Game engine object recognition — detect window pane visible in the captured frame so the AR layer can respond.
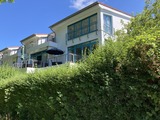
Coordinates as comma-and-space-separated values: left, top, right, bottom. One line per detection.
41, 38, 47, 44
91, 43, 98, 52
75, 22, 81, 37
38, 38, 47, 45
90, 14, 97, 32
67, 14, 97, 40
68, 25, 74, 32
83, 46, 90, 56
103, 15, 112, 35
68, 47, 74, 62
75, 47, 82, 61
68, 25, 74, 40
82, 18, 89, 35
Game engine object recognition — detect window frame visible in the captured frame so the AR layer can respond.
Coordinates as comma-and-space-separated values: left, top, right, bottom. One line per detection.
103, 14, 113, 35
68, 40, 99, 62
67, 14, 97, 40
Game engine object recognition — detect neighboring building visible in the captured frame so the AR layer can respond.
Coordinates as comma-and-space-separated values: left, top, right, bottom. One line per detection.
0, 2, 132, 68
0, 53, 3, 65
0, 47, 22, 67
20, 34, 57, 67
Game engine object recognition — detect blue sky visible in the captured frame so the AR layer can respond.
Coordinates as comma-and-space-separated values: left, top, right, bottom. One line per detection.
0, 0, 145, 50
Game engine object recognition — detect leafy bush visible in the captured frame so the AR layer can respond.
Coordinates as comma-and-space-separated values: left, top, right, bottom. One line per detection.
0, 37, 159, 120
0, 0, 159, 119
0, 65, 21, 80
0, 65, 26, 119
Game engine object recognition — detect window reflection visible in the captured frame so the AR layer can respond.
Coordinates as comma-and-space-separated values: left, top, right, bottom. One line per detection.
68, 40, 98, 62
68, 14, 97, 40
103, 15, 112, 35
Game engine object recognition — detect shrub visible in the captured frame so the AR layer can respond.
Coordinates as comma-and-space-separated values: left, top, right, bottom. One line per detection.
0, 0, 159, 119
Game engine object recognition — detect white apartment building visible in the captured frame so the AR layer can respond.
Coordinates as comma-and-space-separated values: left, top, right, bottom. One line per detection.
0, 2, 131, 68
20, 34, 57, 67
0, 47, 22, 67
48, 2, 131, 64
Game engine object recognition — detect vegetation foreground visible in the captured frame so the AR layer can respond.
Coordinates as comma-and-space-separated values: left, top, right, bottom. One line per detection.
0, 0, 160, 120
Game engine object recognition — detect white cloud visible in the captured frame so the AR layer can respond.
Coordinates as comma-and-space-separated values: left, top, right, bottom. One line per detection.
70, 0, 97, 10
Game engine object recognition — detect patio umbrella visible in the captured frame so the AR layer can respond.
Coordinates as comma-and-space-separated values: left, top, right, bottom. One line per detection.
46, 48, 64, 55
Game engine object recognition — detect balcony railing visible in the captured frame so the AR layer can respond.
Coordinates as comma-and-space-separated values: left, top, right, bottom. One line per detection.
13, 53, 80, 68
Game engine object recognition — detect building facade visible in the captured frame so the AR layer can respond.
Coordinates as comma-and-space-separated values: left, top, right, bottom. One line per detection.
0, 47, 22, 67
0, 2, 131, 68
20, 34, 58, 67
49, 2, 131, 63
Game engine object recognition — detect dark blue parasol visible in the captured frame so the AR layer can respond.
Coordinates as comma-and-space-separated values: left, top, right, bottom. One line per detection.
46, 48, 64, 55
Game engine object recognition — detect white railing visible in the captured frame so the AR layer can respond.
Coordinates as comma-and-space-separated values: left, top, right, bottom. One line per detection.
48, 53, 80, 65
67, 53, 81, 63
13, 54, 81, 68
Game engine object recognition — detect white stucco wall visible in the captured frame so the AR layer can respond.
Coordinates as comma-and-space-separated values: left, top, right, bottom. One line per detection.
100, 4, 131, 41
51, 5, 100, 56
49, 3, 131, 63
101, 9, 130, 31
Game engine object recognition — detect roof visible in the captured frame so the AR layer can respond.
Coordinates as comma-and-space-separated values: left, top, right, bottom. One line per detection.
0, 46, 20, 52
20, 34, 48, 43
49, 1, 132, 28
99, 2, 132, 17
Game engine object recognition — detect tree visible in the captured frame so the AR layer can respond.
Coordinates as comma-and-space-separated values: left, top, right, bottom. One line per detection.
0, 0, 14, 3
114, 0, 160, 119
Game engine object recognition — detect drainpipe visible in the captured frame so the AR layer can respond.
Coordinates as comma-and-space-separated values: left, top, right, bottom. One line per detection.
21, 45, 25, 60
98, 10, 105, 45
20, 45, 25, 68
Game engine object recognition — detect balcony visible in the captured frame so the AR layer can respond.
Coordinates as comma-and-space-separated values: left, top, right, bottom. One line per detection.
13, 53, 79, 68
27, 41, 57, 54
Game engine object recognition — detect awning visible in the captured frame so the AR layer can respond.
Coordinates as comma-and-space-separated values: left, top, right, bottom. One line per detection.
46, 48, 64, 55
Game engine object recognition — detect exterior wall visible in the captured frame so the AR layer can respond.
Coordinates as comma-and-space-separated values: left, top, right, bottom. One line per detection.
99, 4, 131, 41
50, 3, 131, 63
50, 5, 101, 63
0, 2, 131, 68
21, 34, 59, 67
23, 35, 48, 55
0, 47, 21, 67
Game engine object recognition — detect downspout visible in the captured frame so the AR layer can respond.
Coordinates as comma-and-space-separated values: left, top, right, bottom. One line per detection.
21, 45, 25, 60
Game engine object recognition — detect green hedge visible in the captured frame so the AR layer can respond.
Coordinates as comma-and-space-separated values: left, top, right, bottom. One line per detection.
0, 39, 159, 120
0, 1, 159, 119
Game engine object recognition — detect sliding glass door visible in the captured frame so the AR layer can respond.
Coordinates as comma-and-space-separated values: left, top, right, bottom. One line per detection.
68, 40, 98, 62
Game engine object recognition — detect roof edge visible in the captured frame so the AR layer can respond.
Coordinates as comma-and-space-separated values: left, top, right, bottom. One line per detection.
49, 2, 99, 29
0, 46, 20, 52
49, 1, 132, 29
0, 48, 8, 52
20, 34, 48, 43
98, 2, 132, 17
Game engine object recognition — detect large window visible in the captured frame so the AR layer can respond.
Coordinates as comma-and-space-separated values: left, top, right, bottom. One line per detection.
68, 14, 97, 40
103, 14, 112, 35
68, 25, 74, 40
90, 15, 97, 32
38, 37, 47, 45
75, 21, 81, 37
68, 40, 98, 62
10, 50, 17, 55
81, 18, 89, 35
